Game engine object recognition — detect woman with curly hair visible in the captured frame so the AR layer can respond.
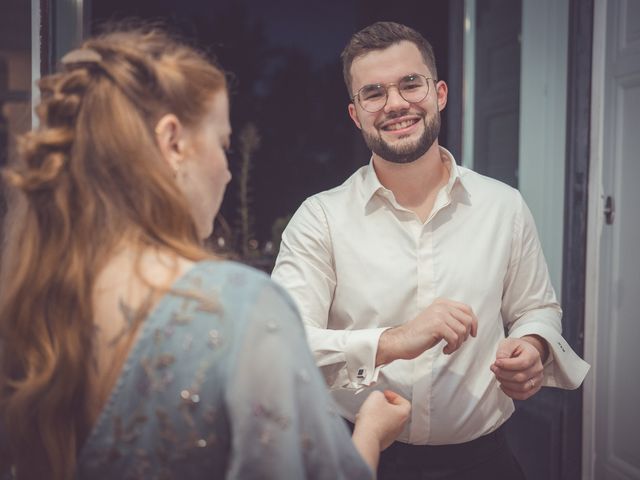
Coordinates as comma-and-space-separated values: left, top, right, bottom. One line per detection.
0, 26, 409, 480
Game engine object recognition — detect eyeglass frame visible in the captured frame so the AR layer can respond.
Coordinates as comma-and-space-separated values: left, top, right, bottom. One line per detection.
350, 73, 434, 113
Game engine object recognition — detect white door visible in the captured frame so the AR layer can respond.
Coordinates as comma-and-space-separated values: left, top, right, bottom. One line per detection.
584, 1, 640, 479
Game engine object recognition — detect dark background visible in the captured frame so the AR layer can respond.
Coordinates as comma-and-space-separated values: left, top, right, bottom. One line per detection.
90, 0, 451, 252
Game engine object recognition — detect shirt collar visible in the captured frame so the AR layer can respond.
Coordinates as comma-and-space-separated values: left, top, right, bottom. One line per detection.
361, 146, 468, 207
361, 157, 385, 205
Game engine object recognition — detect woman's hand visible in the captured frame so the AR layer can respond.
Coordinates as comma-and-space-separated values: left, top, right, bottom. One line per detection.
351, 390, 411, 472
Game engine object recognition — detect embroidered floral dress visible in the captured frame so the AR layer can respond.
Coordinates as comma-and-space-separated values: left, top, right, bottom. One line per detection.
2, 261, 372, 479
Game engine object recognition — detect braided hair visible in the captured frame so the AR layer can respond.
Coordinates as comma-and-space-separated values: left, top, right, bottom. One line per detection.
0, 26, 226, 480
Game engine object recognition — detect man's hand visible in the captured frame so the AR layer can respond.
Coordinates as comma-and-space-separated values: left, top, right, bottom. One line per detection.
376, 298, 478, 366
491, 336, 547, 400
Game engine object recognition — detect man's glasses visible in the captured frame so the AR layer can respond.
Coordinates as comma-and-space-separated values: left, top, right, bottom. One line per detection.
351, 74, 433, 113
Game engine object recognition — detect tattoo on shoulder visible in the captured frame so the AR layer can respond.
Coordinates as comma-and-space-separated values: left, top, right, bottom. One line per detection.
118, 298, 137, 329
108, 290, 154, 347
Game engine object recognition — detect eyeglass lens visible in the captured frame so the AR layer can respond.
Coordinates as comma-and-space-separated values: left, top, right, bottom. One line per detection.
358, 74, 430, 113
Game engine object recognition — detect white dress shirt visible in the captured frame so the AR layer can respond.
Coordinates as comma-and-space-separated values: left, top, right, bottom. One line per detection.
272, 147, 590, 445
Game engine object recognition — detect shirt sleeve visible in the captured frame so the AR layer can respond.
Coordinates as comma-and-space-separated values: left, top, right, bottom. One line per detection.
501, 191, 590, 389
224, 279, 373, 480
271, 197, 388, 389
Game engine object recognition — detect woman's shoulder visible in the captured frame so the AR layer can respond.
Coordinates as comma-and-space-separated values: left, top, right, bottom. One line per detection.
182, 260, 296, 311
163, 259, 298, 332
187, 259, 268, 284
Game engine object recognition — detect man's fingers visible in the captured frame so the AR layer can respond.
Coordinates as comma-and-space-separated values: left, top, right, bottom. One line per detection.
451, 302, 478, 337
447, 308, 477, 342
495, 339, 518, 360
494, 352, 537, 371
499, 384, 532, 401
408, 300, 478, 357
441, 310, 478, 354
441, 324, 463, 354
499, 381, 540, 401
434, 299, 478, 337
506, 374, 542, 391
448, 313, 470, 338
491, 366, 539, 382
435, 298, 474, 315
497, 377, 535, 392
470, 312, 478, 337
448, 308, 472, 329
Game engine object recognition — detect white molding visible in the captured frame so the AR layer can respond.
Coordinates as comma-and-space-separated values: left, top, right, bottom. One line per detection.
74, 0, 85, 41
462, 0, 476, 169
31, 0, 40, 129
56, 0, 85, 59
583, 0, 607, 479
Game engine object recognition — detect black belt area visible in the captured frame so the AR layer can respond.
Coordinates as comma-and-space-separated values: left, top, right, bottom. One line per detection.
345, 420, 509, 470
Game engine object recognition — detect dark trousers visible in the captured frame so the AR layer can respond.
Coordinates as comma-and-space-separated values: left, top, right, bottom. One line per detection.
345, 420, 527, 480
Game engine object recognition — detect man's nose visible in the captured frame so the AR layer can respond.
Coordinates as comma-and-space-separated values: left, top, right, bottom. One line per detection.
383, 86, 410, 113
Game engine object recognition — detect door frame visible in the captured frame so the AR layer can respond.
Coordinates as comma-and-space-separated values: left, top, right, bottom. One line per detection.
562, 0, 594, 478
582, 0, 602, 469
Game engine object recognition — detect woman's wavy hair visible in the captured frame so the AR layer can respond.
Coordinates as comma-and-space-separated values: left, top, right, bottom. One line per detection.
0, 25, 227, 480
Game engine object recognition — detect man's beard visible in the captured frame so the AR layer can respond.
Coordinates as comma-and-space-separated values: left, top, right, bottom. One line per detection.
362, 110, 441, 164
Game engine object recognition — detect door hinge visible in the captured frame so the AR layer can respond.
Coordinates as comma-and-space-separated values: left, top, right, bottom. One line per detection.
604, 195, 615, 225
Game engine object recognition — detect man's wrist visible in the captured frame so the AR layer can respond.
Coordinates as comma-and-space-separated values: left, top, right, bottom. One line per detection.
521, 334, 550, 363
376, 327, 400, 366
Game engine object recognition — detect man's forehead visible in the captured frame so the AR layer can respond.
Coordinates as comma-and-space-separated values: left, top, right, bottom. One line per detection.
350, 41, 430, 87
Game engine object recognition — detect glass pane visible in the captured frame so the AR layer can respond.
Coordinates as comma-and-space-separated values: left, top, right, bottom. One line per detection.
473, 0, 522, 188
0, 1, 33, 217
90, 0, 451, 271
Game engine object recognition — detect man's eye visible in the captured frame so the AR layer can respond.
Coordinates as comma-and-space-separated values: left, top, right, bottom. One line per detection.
400, 79, 425, 92
361, 87, 384, 100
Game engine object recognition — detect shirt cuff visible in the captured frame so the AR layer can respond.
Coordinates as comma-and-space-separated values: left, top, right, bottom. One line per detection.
510, 322, 590, 389
343, 327, 390, 388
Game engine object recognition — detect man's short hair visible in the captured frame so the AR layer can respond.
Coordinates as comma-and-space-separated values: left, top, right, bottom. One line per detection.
340, 21, 438, 97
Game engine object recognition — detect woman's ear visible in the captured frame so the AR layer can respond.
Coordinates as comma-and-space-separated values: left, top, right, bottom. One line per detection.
155, 114, 186, 173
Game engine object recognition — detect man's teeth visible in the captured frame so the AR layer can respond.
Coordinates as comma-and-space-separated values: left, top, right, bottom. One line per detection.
385, 119, 417, 131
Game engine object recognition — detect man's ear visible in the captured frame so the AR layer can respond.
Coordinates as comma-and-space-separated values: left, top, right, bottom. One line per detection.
436, 80, 448, 112
155, 114, 186, 173
348, 103, 362, 130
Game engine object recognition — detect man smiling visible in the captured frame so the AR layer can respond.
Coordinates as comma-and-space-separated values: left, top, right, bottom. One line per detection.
272, 22, 589, 479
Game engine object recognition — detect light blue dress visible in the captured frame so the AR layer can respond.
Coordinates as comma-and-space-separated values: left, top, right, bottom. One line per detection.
2, 261, 372, 479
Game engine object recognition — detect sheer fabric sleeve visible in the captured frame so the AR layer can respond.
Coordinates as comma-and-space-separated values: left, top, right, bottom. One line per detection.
223, 278, 373, 479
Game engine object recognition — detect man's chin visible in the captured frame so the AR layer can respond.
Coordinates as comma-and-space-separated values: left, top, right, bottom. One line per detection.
383, 139, 423, 156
